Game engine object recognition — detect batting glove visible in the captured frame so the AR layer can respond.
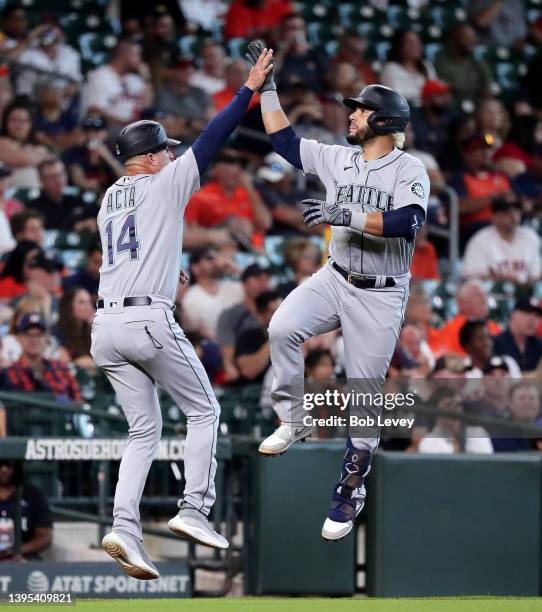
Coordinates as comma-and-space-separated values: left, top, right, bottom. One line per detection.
245, 39, 276, 93
302, 199, 352, 228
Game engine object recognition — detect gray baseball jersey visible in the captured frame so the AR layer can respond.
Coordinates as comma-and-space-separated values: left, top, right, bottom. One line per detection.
300, 141, 430, 279
91, 147, 222, 541
97, 148, 200, 303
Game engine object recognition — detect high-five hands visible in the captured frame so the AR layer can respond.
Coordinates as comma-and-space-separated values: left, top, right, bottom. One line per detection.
245, 40, 276, 93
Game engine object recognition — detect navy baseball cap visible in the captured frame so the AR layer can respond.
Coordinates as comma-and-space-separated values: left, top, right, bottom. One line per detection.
16, 313, 47, 333
27, 253, 63, 273
513, 298, 542, 315
241, 263, 270, 282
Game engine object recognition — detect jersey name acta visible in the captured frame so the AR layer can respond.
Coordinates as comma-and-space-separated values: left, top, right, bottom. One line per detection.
106, 185, 137, 214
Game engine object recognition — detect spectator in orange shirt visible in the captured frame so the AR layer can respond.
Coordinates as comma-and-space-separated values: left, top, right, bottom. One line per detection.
411, 224, 440, 281
212, 59, 260, 113
185, 151, 271, 251
448, 133, 512, 248
439, 280, 501, 357
224, 0, 294, 40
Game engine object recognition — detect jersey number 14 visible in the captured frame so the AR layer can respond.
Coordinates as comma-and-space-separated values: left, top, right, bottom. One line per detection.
105, 214, 140, 265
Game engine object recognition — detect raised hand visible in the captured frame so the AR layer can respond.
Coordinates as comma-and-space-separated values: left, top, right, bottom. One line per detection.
245, 40, 276, 93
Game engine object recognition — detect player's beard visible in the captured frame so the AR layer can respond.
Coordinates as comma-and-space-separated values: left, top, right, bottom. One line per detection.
346, 124, 378, 146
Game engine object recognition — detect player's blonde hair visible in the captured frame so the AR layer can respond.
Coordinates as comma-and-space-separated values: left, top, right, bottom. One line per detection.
392, 132, 406, 149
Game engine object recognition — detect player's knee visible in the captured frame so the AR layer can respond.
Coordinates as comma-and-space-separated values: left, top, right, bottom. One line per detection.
268, 317, 304, 347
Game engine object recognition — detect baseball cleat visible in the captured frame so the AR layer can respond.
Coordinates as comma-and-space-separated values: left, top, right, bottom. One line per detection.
321, 487, 366, 541
102, 530, 159, 580
168, 506, 229, 549
258, 423, 313, 456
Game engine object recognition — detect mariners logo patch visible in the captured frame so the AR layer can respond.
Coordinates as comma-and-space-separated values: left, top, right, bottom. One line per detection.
411, 182, 425, 199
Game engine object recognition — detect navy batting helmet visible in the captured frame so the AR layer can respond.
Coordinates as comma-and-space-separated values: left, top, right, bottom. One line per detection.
343, 85, 410, 135
115, 120, 181, 160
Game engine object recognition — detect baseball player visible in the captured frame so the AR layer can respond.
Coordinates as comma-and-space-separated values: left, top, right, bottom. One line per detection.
246, 41, 429, 541
92, 47, 273, 579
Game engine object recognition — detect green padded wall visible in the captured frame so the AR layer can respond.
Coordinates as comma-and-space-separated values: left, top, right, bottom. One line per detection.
246, 441, 356, 595
366, 452, 542, 597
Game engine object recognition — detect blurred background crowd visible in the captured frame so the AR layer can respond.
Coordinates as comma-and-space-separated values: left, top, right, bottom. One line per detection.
0, 0, 538, 458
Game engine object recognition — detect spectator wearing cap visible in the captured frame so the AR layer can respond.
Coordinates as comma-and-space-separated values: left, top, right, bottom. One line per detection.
28, 159, 99, 233
493, 299, 542, 372
434, 24, 493, 104
512, 144, 542, 211
469, 0, 526, 47
62, 243, 101, 301
33, 82, 79, 153
224, 0, 294, 40
274, 14, 329, 94
0, 101, 51, 189
216, 263, 270, 382
463, 196, 541, 284
188, 41, 226, 96
63, 116, 123, 193
9, 210, 44, 247
465, 356, 513, 423
332, 31, 377, 87
460, 319, 521, 378
155, 57, 213, 141
81, 40, 152, 126
234, 290, 282, 384
448, 133, 513, 246
492, 382, 540, 452
4, 312, 81, 401
14, 24, 82, 98
0, 458, 53, 561
185, 151, 271, 251
380, 29, 437, 107
0, 241, 41, 300
410, 79, 453, 162
439, 281, 502, 357
0, 297, 67, 366
213, 60, 260, 113
255, 152, 312, 236
181, 247, 243, 340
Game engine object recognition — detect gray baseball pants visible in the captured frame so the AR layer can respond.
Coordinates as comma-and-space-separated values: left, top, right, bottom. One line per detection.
268, 263, 409, 452
90, 301, 220, 541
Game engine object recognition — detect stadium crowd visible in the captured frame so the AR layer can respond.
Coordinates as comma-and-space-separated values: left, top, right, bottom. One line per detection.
0, 0, 537, 468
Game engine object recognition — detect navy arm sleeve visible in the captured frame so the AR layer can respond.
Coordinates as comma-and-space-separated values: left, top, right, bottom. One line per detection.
269, 125, 302, 169
381, 205, 425, 242
191, 85, 254, 174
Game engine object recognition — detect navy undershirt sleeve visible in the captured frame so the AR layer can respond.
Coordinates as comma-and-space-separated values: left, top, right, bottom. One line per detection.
191, 85, 254, 174
381, 205, 425, 241
269, 125, 302, 169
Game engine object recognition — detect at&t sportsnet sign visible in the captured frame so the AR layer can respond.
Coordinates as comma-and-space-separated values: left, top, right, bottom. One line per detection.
0, 561, 190, 598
